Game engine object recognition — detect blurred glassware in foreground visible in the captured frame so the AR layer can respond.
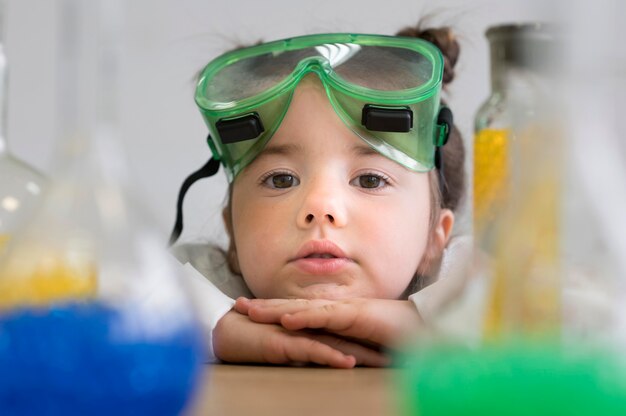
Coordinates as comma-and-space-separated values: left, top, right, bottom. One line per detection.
0, 1, 206, 414
0, 0, 46, 251
559, 0, 626, 349
398, 18, 626, 415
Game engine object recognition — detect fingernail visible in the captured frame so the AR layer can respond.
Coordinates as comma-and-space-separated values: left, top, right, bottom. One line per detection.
346, 355, 357, 368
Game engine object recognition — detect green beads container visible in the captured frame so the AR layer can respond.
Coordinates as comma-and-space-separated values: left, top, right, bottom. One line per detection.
397, 337, 626, 416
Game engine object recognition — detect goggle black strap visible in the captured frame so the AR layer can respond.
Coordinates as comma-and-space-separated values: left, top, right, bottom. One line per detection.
168, 141, 221, 246
435, 106, 453, 197
435, 147, 447, 195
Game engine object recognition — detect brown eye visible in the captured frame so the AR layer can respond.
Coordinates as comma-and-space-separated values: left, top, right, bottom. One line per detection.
350, 172, 390, 190
358, 175, 382, 188
266, 173, 300, 189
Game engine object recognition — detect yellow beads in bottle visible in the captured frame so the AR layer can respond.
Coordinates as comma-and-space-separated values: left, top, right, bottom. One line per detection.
478, 125, 562, 338
0, 251, 97, 309
473, 128, 509, 236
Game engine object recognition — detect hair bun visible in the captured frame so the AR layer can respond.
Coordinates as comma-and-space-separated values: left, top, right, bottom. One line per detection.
395, 25, 460, 86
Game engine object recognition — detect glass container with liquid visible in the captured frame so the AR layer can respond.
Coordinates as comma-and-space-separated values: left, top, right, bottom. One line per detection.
0, 2, 206, 414
473, 23, 561, 337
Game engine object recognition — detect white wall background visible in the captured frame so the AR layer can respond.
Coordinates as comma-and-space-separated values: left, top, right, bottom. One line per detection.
3, 0, 555, 247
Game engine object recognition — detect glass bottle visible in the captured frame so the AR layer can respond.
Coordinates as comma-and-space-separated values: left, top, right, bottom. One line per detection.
0, 1, 206, 414
473, 23, 561, 337
0, 0, 46, 250
474, 23, 554, 240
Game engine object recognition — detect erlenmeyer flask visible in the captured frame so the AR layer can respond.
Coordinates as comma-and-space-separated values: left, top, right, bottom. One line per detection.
0, 0, 46, 250
0, 1, 206, 414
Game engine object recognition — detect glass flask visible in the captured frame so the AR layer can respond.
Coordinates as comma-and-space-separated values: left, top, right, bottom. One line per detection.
0, 1, 206, 414
473, 23, 561, 337
558, 0, 626, 394
0, 0, 46, 251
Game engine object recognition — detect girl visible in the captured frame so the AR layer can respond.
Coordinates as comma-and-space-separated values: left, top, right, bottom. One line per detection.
171, 24, 470, 368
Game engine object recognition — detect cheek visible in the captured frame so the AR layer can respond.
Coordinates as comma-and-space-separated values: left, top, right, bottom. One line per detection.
364, 189, 432, 297
373, 190, 431, 252
231, 199, 274, 262
230, 188, 287, 295
383, 212, 429, 273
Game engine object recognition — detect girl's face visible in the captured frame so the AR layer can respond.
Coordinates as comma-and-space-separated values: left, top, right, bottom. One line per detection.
230, 77, 452, 300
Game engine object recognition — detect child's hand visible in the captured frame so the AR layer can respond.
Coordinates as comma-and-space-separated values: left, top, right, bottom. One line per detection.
212, 310, 390, 368
234, 297, 423, 350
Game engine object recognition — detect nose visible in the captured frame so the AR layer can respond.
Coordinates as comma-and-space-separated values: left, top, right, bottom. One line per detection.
296, 176, 347, 229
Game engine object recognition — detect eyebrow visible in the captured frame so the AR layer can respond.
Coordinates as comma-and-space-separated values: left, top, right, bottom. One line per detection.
351, 143, 381, 157
255, 143, 304, 160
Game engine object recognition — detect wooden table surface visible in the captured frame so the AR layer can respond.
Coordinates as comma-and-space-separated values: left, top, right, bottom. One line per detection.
188, 364, 404, 416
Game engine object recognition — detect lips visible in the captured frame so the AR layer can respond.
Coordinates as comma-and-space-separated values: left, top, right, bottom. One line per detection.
291, 240, 352, 275
294, 240, 348, 260
305, 253, 337, 259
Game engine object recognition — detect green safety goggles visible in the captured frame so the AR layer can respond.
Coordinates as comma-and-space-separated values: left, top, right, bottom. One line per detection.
170, 33, 453, 245
195, 33, 452, 181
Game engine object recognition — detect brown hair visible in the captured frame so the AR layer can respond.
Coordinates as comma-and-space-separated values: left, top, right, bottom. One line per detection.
221, 24, 466, 287
397, 24, 466, 293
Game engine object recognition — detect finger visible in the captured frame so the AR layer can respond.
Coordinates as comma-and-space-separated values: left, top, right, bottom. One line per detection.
235, 298, 314, 317
246, 298, 301, 308
282, 304, 390, 346
233, 297, 252, 314
247, 299, 333, 324
314, 334, 391, 367
247, 298, 333, 309
280, 303, 362, 333
265, 333, 356, 369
